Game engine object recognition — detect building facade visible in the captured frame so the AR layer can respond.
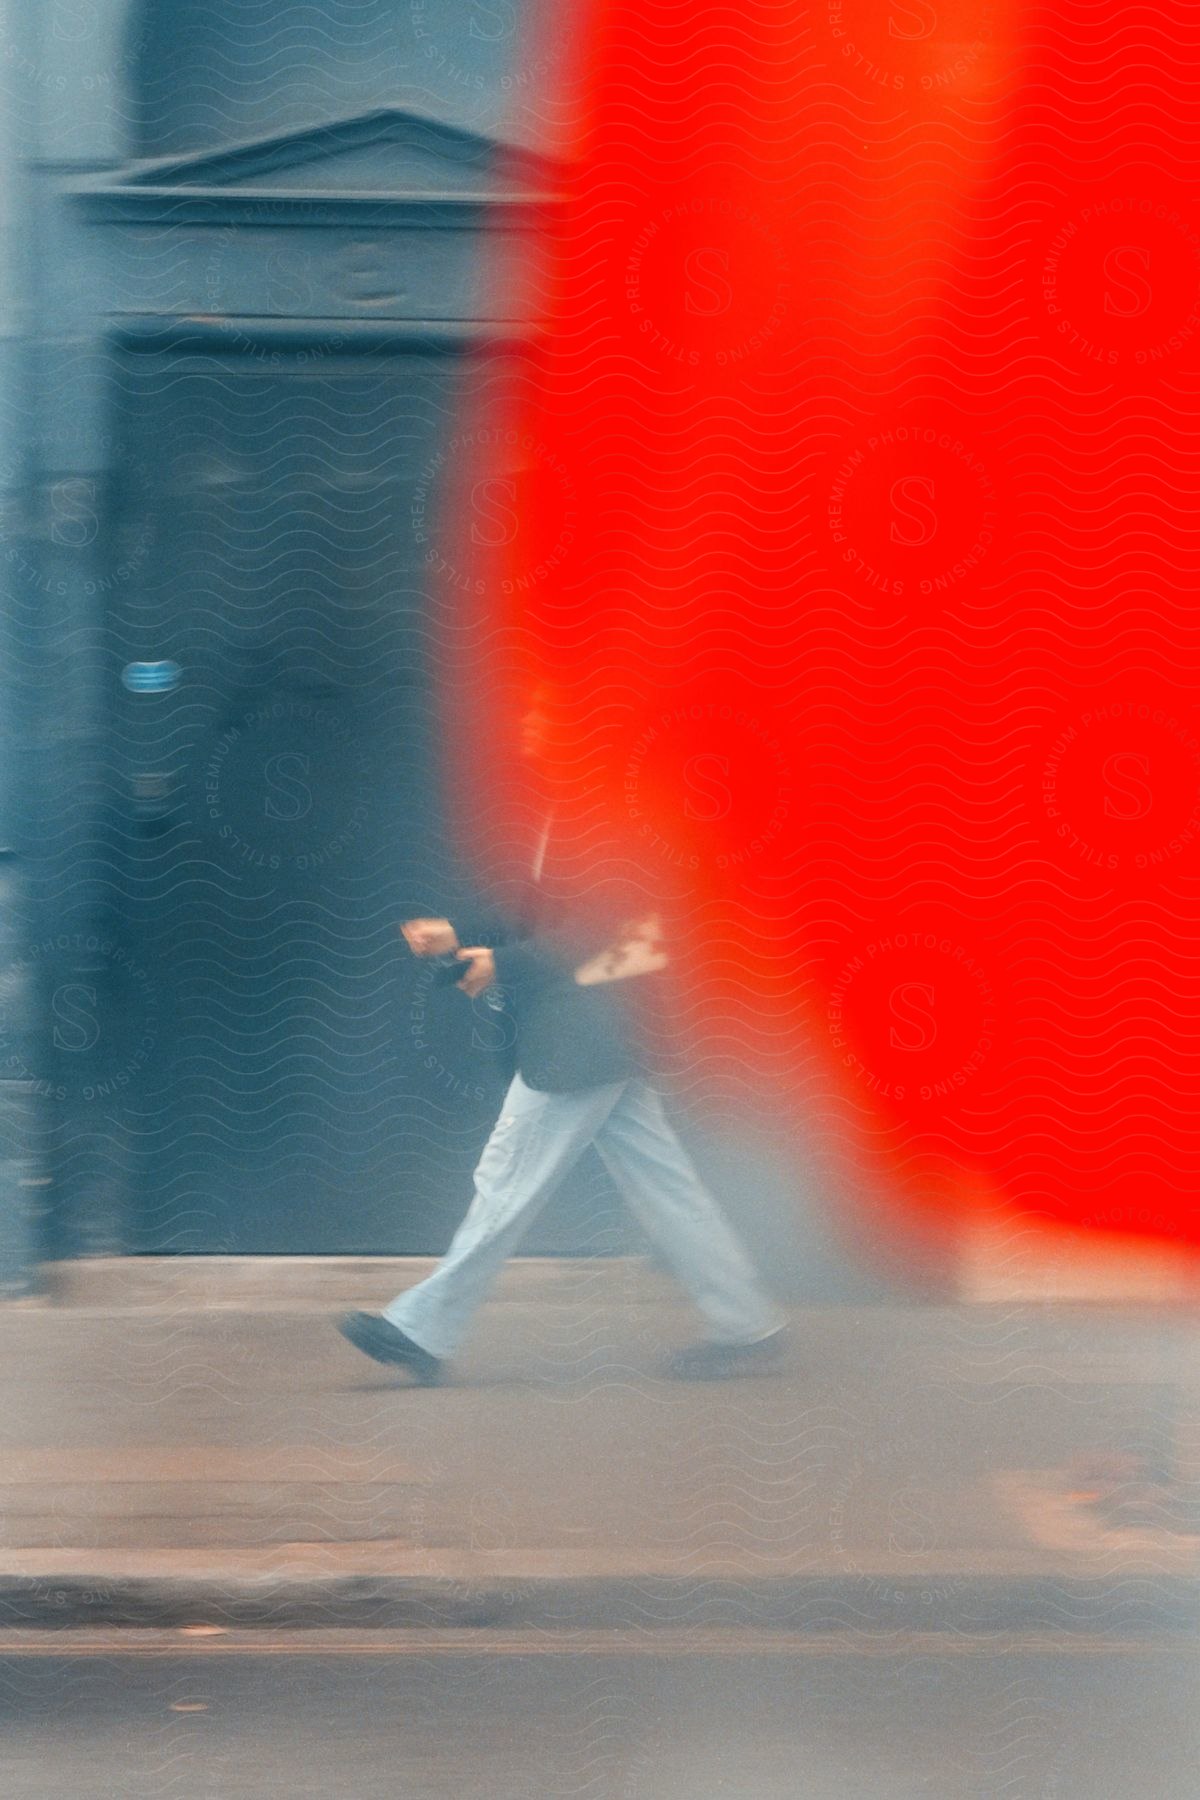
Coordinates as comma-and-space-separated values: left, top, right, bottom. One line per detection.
0, 0, 636, 1277
0, 1, 903, 1305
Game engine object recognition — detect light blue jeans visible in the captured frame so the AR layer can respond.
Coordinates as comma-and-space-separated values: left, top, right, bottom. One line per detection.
383, 1074, 786, 1359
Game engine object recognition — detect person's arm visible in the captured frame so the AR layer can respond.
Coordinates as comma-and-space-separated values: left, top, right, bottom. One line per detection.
446, 881, 604, 972
400, 899, 521, 958
398, 903, 542, 1003
439, 865, 659, 992
454, 923, 599, 1000
491, 905, 638, 991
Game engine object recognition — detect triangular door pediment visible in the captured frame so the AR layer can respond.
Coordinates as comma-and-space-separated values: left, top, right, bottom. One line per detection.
74, 106, 564, 219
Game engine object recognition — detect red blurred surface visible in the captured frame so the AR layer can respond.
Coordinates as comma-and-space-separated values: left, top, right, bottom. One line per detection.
440, 0, 1200, 1266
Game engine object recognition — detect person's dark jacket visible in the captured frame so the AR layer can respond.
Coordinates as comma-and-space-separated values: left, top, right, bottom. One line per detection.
447, 839, 663, 1094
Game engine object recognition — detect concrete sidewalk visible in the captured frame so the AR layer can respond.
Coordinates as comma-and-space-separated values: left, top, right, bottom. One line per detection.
1, 1265, 1197, 1632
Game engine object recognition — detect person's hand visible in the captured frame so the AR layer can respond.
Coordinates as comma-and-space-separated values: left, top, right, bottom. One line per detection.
454, 947, 496, 997
400, 917, 459, 957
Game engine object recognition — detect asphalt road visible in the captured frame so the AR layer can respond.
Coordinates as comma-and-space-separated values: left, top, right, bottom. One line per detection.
0, 1633, 1195, 1798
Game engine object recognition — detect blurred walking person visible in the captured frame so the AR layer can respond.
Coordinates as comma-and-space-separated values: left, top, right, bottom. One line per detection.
338, 690, 787, 1384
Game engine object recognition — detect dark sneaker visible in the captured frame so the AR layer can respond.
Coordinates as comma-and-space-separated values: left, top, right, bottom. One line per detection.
337, 1311, 443, 1385
665, 1327, 789, 1381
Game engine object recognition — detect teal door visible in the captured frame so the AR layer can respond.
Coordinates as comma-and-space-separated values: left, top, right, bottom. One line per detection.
99, 335, 622, 1253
